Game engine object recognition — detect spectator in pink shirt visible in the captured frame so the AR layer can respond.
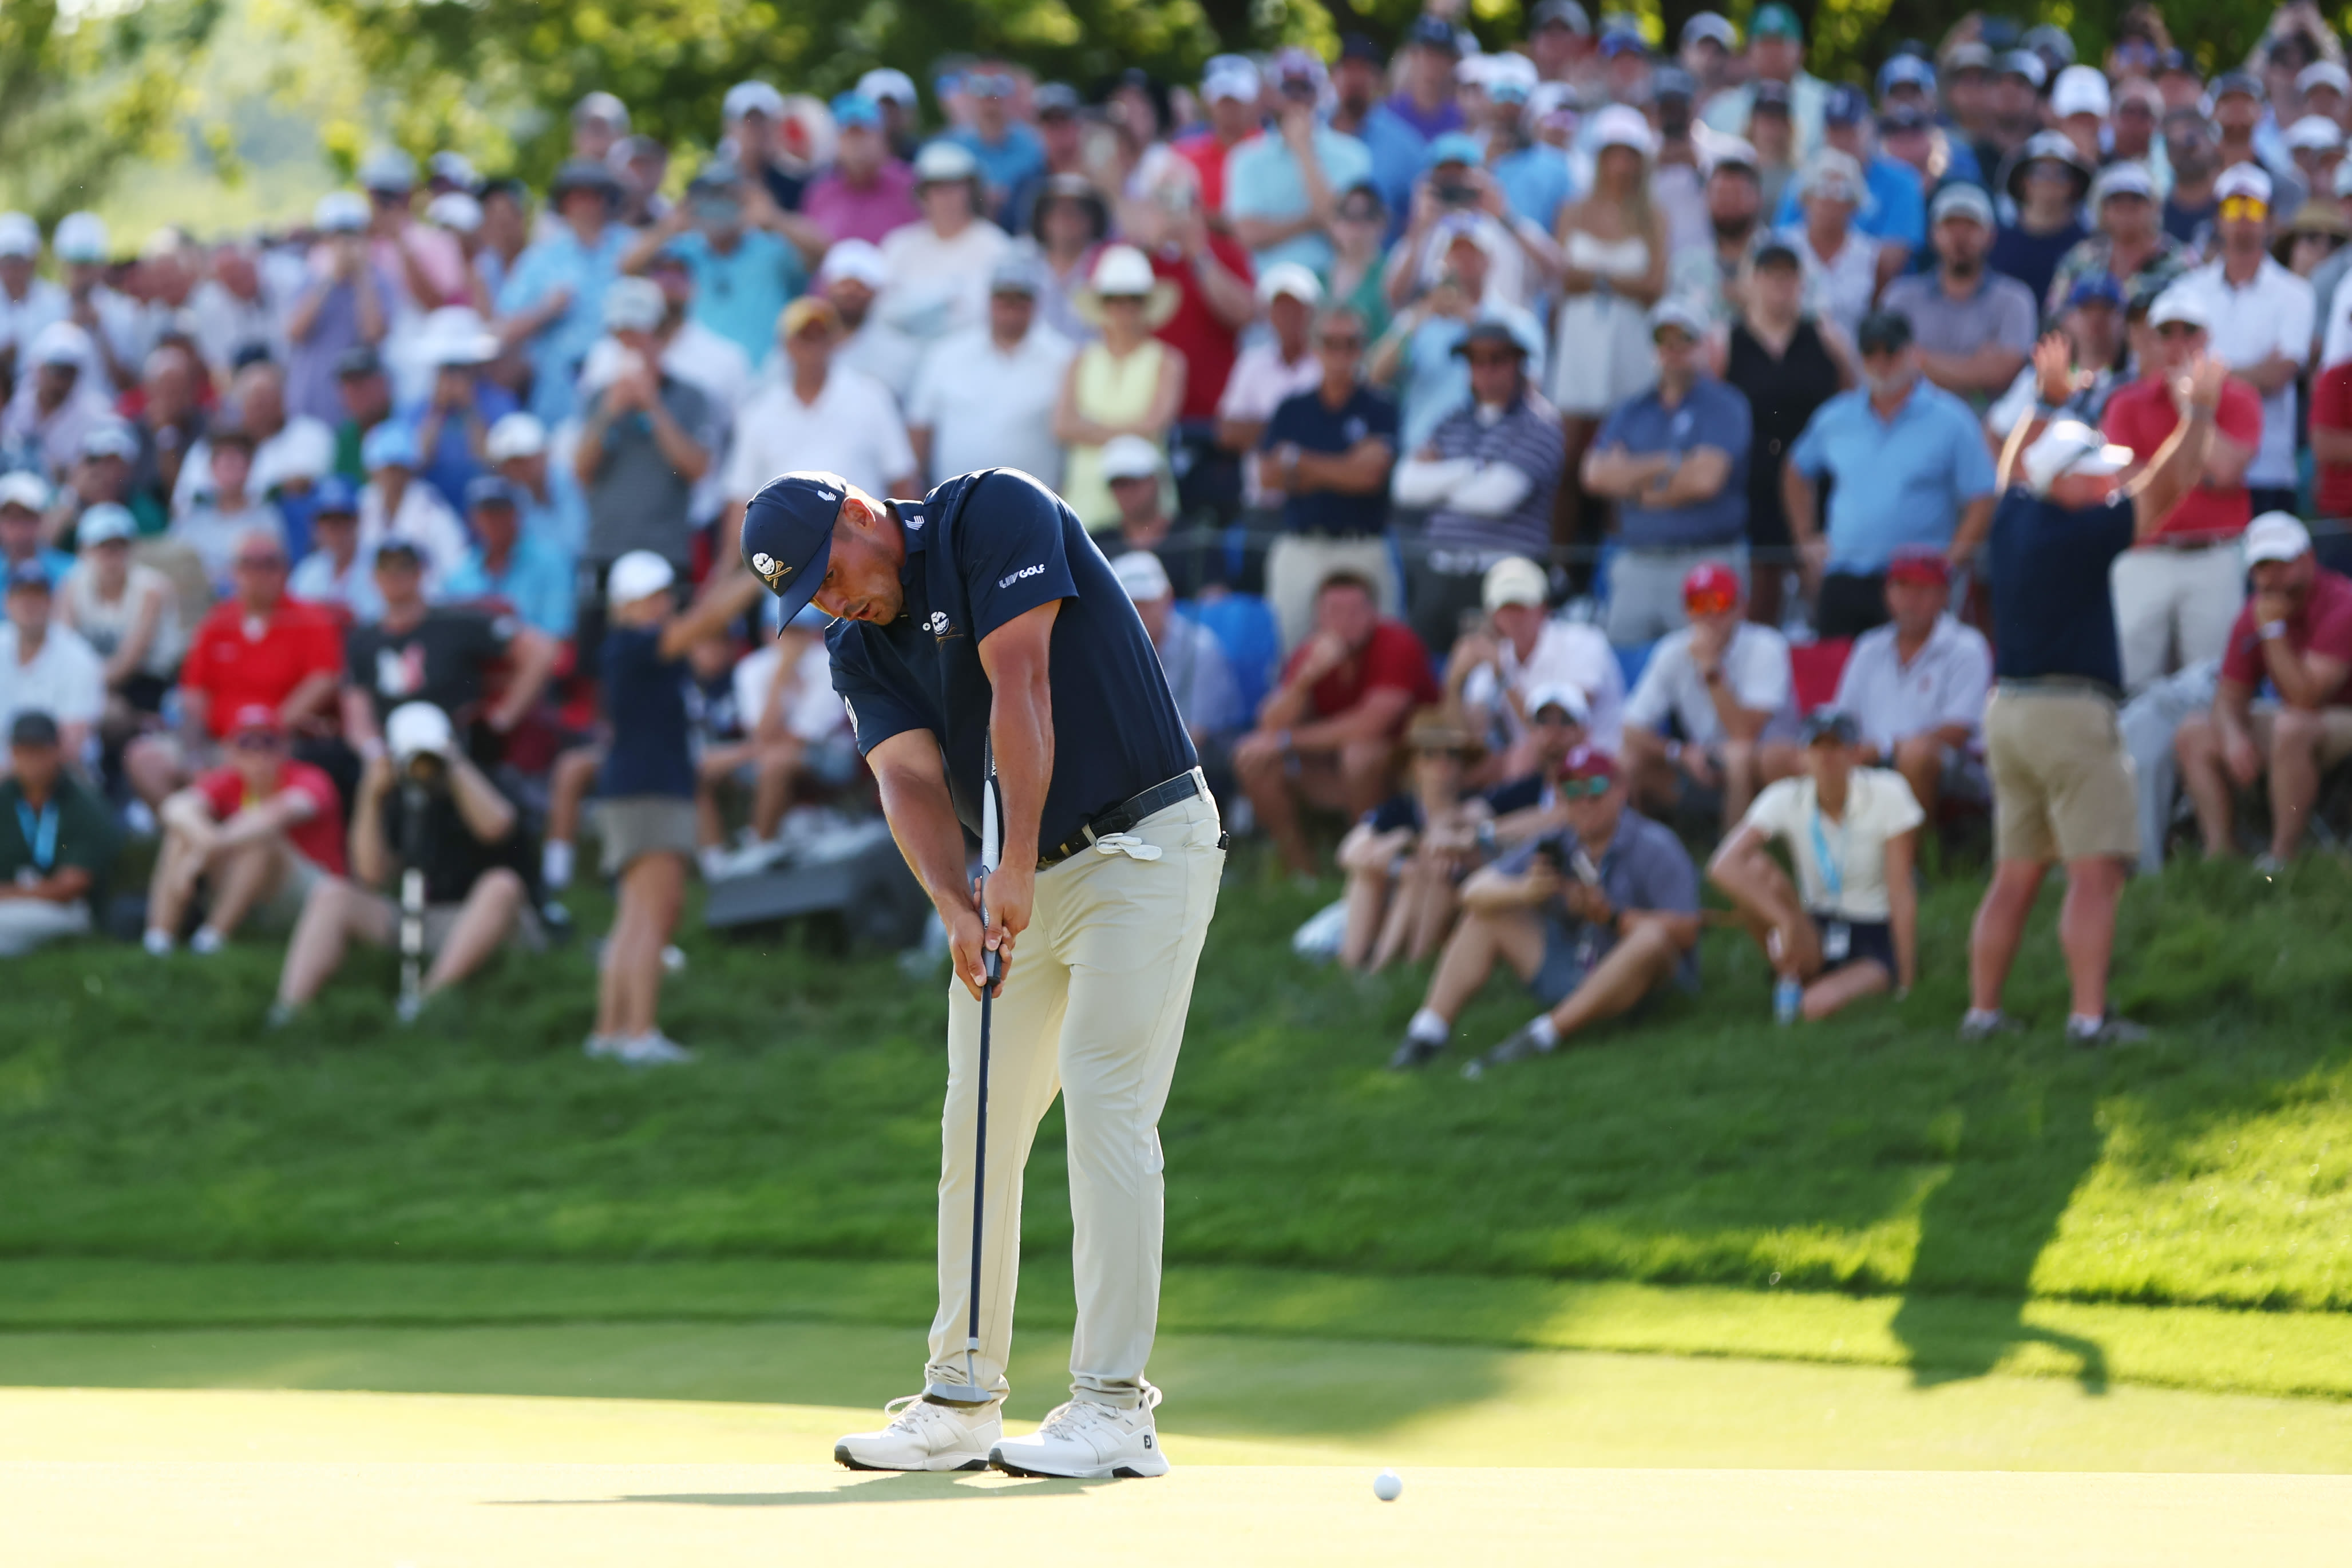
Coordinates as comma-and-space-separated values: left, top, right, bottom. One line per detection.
802, 93, 920, 246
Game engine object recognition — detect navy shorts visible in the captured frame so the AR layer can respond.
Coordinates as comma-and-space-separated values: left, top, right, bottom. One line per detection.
1811, 913, 1895, 977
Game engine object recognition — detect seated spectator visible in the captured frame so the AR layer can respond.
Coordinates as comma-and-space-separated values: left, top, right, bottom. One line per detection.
1218, 265, 1328, 512
1226, 49, 1372, 276
1257, 303, 1400, 647
1829, 550, 1993, 821
1621, 563, 1801, 830
1448, 555, 1624, 771
2096, 290, 2262, 692
144, 704, 345, 955
286, 478, 383, 623
0, 561, 101, 770
803, 93, 920, 248
0, 472, 70, 585
588, 552, 768, 1064
172, 427, 284, 591
1389, 746, 1699, 1072
1055, 244, 1187, 532
2313, 346, 2352, 521
1582, 299, 1753, 646
1787, 310, 1997, 639
906, 256, 1074, 490
355, 419, 467, 588
56, 504, 181, 753
1095, 436, 1218, 601
1234, 569, 1440, 876
270, 701, 535, 1022
1337, 707, 1490, 972
1391, 316, 1566, 654
124, 528, 343, 811
485, 413, 587, 559
879, 141, 1012, 346
3, 323, 113, 482
705, 604, 862, 877
443, 476, 576, 639
2175, 514, 2352, 869
1779, 150, 1882, 339
0, 711, 114, 956
340, 538, 559, 757
1881, 183, 2037, 406
1482, 683, 1594, 841
1708, 708, 1922, 1022
1113, 551, 1244, 791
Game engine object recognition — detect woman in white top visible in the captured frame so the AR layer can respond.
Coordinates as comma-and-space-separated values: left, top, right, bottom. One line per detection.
57, 503, 180, 733
1708, 708, 1923, 1021
1550, 105, 1668, 424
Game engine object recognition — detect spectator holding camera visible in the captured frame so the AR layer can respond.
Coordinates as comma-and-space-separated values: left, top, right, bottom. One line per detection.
1391, 746, 1699, 1072
1621, 563, 1800, 831
575, 278, 715, 640
143, 704, 345, 956
1828, 549, 1993, 822
287, 193, 392, 427
341, 537, 559, 758
626, 159, 813, 369
1227, 49, 1374, 276
1448, 556, 1622, 773
1709, 709, 1922, 1024
0, 711, 114, 957
269, 700, 536, 1023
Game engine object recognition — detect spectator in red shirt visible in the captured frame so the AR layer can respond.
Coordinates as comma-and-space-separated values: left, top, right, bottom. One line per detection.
1175, 55, 1266, 217
2309, 357, 2352, 519
2099, 288, 2263, 691
142, 704, 345, 954
1125, 159, 1255, 512
124, 527, 345, 811
1235, 568, 1441, 874
2174, 513, 2352, 868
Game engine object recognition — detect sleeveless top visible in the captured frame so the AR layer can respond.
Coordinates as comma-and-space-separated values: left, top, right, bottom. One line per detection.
1727, 317, 1842, 540
1563, 230, 1651, 279
1062, 338, 1173, 530
60, 560, 182, 677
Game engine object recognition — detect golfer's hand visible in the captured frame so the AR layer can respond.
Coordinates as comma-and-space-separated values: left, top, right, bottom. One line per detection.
944, 904, 1003, 1001
981, 863, 1034, 968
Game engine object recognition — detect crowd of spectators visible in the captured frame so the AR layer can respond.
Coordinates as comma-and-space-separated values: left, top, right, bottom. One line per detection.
3, 5, 2352, 1070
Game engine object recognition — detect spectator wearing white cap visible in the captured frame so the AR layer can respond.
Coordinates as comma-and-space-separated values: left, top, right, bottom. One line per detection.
357, 148, 472, 342
1383, 132, 1534, 318
58, 502, 181, 738
355, 420, 468, 588
484, 412, 586, 559
2044, 162, 2195, 323
1879, 183, 2037, 405
1776, 148, 1882, 339
1450, 553, 1624, 770
906, 255, 1072, 489
51, 212, 144, 395
2174, 163, 2314, 518
816, 238, 923, 401
1098, 435, 1221, 601
2284, 114, 2346, 209
2046, 64, 2111, 169
494, 157, 629, 426
1226, 50, 1375, 276
1114, 549, 1244, 772
878, 141, 1012, 345
398, 307, 516, 514
1176, 55, 1268, 216
2175, 513, 2352, 869
1055, 244, 1186, 530
0, 213, 65, 390
0, 472, 72, 587
1217, 264, 1328, 510
857, 67, 921, 157
1, 323, 113, 482
288, 192, 394, 427
723, 294, 916, 551
1582, 298, 1753, 644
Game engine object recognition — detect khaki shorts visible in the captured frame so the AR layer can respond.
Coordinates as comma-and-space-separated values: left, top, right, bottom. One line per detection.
1985, 687, 2138, 864
596, 795, 699, 876
2247, 703, 2352, 767
255, 849, 328, 932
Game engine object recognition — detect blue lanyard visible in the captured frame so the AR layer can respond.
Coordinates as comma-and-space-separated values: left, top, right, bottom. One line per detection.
1808, 798, 1846, 905
14, 797, 58, 872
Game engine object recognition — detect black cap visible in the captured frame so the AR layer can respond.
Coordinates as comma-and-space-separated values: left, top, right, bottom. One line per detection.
1035, 82, 1081, 116
335, 345, 384, 380
7, 710, 58, 748
372, 537, 424, 564
1405, 14, 1460, 53
1652, 66, 1697, 101
1752, 80, 1793, 113
741, 472, 850, 625
1752, 236, 1801, 268
1339, 31, 1383, 63
465, 474, 522, 512
1855, 310, 1914, 354
1801, 708, 1861, 746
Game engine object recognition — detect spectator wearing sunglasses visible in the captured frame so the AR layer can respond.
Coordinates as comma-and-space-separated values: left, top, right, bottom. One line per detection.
1620, 562, 1800, 831
2172, 165, 2314, 522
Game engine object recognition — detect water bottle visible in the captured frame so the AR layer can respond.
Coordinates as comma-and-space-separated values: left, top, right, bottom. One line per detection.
1773, 976, 1802, 1026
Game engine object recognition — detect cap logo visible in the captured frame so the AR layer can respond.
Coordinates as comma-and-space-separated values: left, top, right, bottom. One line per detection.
750, 551, 791, 588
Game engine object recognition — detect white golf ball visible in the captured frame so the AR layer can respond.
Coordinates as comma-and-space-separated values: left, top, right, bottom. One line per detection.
1373, 1468, 1403, 1502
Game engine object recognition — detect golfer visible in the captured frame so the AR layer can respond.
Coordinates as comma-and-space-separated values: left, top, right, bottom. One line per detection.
742, 469, 1225, 1480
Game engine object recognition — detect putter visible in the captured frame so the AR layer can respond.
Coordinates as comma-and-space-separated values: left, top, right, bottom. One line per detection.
925, 767, 1003, 1407
396, 779, 429, 1025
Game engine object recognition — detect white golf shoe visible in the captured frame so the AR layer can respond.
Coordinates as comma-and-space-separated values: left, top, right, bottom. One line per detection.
989, 1385, 1169, 1479
834, 1395, 1001, 1472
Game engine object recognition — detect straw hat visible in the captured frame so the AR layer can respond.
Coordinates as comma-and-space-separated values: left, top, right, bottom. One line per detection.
1075, 244, 1181, 329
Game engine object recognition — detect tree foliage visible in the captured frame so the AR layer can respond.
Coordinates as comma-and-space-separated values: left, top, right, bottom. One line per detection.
0, 0, 226, 225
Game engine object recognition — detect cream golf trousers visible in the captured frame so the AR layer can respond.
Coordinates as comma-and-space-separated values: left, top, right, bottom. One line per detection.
925, 786, 1225, 1409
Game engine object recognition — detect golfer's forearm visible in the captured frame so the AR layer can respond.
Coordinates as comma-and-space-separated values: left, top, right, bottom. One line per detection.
988, 680, 1053, 871
878, 775, 976, 915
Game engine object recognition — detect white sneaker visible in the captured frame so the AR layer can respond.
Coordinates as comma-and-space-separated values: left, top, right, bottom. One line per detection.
611, 1032, 695, 1066
990, 1385, 1169, 1479
834, 1395, 1001, 1472
189, 927, 225, 956
583, 1033, 623, 1060
141, 928, 173, 957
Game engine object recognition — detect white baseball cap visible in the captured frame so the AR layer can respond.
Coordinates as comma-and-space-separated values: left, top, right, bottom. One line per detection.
602, 275, 667, 332
2021, 419, 2136, 494
1202, 54, 1262, 104
2285, 114, 2346, 154
1255, 262, 1324, 307
0, 213, 38, 260
358, 148, 419, 192
417, 306, 500, 367
425, 191, 483, 234
816, 237, 889, 288
2300, 61, 2352, 98
912, 141, 981, 185
1099, 434, 1162, 483
2148, 286, 2211, 330
606, 549, 676, 608
1589, 103, 1658, 158
857, 68, 918, 106
723, 80, 787, 122
2216, 163, 2274, 204
1930, 181, 1997, 227
386, 700, 456, 762
76, 502, 137, 547
1482, 555, 1547, 610
485, 411, 548, 462
1111, 549, 1173, 603
1524, 682, 1592, 726
2244, 510, 2314, 564
314, 191, 370, 233
29, 320, 92, 368
52, 211, 108, 264
2050, 64, 2111, 120
0, 471, 51, 510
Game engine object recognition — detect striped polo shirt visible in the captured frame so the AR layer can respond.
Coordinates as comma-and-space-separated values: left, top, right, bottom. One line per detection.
1425, 394, 1567, 559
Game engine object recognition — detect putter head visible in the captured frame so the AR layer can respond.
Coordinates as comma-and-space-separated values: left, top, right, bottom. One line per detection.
922, 1379, 996, 1407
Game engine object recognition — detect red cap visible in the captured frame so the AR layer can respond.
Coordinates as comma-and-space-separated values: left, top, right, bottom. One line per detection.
1886, 549, 1951, 587
228, 703, 280, 736
1681, 561, 1741, 608
1559, 745, 1620, 785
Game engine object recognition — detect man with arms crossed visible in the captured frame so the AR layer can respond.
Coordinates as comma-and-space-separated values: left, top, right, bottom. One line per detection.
741, 468, 1223, 1480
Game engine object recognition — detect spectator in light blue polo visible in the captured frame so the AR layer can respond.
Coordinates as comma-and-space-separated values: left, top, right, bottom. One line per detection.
1876, 53, 1982, 187
442, 476, 576, 639
625, 156, 807, 369
1785, 309, 1997, 640
486, 412, 588, 560
1329, 33, 1431, 239
1701, 3, 1829, 161
1226, 47, 1373, 276
1368, 216, 1545, 454
942, 63, 1046, 221
1773, 85, 1925, 263
1482, 55, 1576, 235
495, 160, 630, 426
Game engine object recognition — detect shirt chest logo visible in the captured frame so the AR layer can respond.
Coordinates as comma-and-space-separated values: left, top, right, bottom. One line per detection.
925, 611, 952, 636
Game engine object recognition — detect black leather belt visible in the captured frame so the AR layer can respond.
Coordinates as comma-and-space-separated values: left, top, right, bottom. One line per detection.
1037, 769, 1219, 869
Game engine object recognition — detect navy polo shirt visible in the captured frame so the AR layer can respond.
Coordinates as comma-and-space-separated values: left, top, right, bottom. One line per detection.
1262, 384, 1399, 538
1593, 377, 1753, 549
1986, 485, 2134, 692
827, 469, 1198, 857
599, 626, 696, 799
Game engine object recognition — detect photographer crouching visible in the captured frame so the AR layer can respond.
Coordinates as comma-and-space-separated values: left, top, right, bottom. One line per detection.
268, 701, 538, 1024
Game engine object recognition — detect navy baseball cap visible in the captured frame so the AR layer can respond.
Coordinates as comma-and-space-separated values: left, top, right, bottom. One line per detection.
1824, 84, 1868, 125
5, 559, 52, 593
741, 471, 850, 624
466, 474, 522, 512
312, 475, 361, 515
2066, 272, 2125, 310
1405, 14, 1460, 52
